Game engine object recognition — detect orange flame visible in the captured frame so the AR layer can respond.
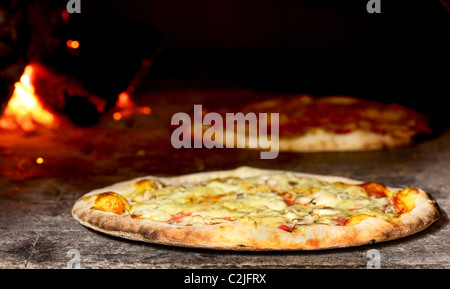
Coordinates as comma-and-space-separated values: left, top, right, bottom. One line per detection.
0, 65, 56, 131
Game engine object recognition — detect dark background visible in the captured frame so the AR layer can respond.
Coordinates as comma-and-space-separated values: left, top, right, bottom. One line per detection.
2, 0, 449, 125
111, 0, 449, 123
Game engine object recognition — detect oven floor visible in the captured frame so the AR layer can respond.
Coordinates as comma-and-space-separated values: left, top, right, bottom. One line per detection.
0, 89, 448, 269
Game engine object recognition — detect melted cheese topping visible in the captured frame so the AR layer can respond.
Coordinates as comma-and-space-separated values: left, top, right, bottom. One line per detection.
117, 173, 401, 231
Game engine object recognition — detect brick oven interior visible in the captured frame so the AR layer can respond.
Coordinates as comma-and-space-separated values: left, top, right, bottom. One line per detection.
0, 0, 449, 269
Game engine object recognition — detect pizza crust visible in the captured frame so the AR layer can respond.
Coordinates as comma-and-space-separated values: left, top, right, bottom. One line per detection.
215, 128, 412, 153
72, 167, 440, 250
277, 129, 412, 152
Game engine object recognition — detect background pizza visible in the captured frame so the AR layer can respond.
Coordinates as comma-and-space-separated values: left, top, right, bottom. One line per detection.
198, 95, 432, 152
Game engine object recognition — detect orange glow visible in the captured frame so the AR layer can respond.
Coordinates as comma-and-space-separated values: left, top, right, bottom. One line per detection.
66, 40, 80, 49
36, 157, 44, 165
136, 106, 152, 115
112, 92, 151, 121
61, 10, 70, 22
116, 92, 134, 109
0, 65, 56, 131
113, 112, 122, 121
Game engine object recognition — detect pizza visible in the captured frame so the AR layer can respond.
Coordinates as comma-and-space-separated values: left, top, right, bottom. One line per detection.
72, 167, 440, 250
198, 95, 432, 152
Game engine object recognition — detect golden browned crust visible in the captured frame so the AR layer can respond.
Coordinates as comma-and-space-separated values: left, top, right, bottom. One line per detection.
277, 129, 413, 152
72, 167, 440, 250
227, 128, 413, 153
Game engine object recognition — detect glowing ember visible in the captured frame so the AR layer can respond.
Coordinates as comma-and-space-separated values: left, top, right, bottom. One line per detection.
61, 10, 70, 23
112, 92, 151, 121
66, 40, 80, 50
36, 157, 44, 165
113, 112, 122, 121
137, 106, 152, 115
0, 65, 56, 131
116, 92, 134, 109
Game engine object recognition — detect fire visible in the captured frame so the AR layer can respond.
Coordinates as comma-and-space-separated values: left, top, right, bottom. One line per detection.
0, 65, 56, 131
0, 64, 152, 130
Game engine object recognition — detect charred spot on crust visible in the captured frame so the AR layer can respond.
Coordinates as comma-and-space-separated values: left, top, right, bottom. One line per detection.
137, 226, 159, 240
425, 192, 442, 215
147, 230, 160, 241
